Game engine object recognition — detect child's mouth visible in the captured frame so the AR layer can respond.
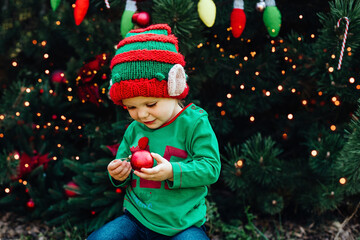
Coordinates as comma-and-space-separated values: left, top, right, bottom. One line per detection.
144, 120, 156, 125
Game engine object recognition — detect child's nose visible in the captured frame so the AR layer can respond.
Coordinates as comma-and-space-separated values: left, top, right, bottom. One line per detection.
138, 108, 149, 119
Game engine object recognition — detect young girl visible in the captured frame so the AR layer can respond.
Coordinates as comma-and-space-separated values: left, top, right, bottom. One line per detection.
88, 24, 221, 240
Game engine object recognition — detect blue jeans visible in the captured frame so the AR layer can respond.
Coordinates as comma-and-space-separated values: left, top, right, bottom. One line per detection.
87, 211, 209, 240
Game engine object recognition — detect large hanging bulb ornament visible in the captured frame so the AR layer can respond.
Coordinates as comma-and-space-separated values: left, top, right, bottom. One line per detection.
198, 0, 216, 27
121, 0, 137, 38
74, 0, 89, 25
256, 0, 266, 12
263, 0, 281, 37
230, 0, 246, 38
50, 0, 61, 11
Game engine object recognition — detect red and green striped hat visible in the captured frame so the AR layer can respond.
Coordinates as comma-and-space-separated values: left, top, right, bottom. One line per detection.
109, 24, 189, 105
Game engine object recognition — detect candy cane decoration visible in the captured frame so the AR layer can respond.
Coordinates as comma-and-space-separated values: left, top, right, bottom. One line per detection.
337, 17, 350, 70
104, 0, 110, 8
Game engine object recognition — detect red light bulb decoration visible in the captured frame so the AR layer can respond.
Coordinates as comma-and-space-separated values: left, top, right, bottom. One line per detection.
74, 0, 89, 25
231, 0, 246, 38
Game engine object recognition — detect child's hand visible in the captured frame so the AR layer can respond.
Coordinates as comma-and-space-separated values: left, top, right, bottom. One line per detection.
108, 159, 132, 182
133, 153, 174, 181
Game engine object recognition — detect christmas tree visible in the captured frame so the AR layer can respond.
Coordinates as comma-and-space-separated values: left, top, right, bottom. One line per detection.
1, 0, 360, 237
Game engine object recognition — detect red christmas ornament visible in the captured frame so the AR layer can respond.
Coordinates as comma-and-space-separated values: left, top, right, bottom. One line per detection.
51, 70, 66, 83
132, 11, 150, 27
74, 0, 89, 25
64, 181, 80, 197
130, 150, 154, 171
27, 199, 35, 209
231, 0, 246, 38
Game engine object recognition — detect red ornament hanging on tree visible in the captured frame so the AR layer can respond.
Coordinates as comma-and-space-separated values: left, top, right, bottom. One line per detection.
74, 0, 89, 25
27, 198, 35, 209
230, 0, 246, 38
64, 181, 80, 197
132, 11, 151, 27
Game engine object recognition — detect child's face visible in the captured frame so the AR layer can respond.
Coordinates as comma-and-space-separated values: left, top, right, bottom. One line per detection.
122, 97, 182, 129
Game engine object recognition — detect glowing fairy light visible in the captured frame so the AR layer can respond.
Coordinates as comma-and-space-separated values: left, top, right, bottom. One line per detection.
311, 150, 318, 157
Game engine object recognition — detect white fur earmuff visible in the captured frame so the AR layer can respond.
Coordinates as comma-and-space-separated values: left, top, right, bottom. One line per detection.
167, 64, 186, 96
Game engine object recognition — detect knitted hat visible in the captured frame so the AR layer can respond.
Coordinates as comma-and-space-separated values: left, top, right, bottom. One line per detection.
109, 24, 189, 105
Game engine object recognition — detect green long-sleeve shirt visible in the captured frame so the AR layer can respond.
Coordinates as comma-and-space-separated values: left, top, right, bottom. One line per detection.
110, 103, 221, 236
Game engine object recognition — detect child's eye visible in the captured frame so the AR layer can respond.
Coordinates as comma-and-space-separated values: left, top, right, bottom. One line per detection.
147, 102, 157, 108
127, 106, 135, 110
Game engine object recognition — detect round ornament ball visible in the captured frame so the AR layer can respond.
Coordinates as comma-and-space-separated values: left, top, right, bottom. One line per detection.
131, 150, 154, 171
256, 1, 266, 12
65, 181, 80, 197
27, 198, 35, 209
132, 11, 151, 27
51, 70, 66, 83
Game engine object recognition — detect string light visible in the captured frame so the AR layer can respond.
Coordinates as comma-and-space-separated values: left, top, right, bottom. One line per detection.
5, 188, 10, 193
216, 102, 223, 107
328, 67, 334, 73
311, 150, 318, 157
250, 116, 255, 122
24, 101, 30, 107
220, 110, 226, 116
236, 159, 244, 168
56, 21, 61, 25
287, 114, 294, 120
16, 112, 20, 116
227, 93, 232, 99
349, 77, 355, 83
299, 15, 303, 19
311, 34, 315, 38
277, 85, 283, 91
339, 177, 347, 185
330, 125, 336, 131
12, 61, 18, 67
240, 84, 245, 89
0, 114, 4, 120
282, 133, 288, 140
331, 54, 336, 59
